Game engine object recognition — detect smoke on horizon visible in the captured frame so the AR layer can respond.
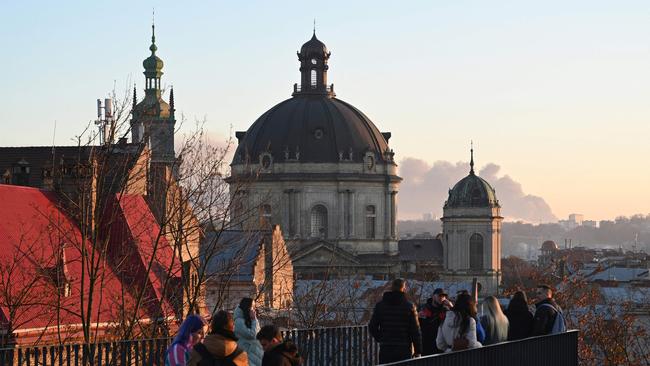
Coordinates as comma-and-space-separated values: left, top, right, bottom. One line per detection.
398, 158, 557, 223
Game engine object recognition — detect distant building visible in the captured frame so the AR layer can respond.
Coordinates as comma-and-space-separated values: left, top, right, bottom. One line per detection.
202, 226, 294, 312
439, 148, 503, 295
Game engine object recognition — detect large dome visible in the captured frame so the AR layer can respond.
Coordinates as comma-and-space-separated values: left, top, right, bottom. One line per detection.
445, 172, 499, 209
233, 95, 390, 164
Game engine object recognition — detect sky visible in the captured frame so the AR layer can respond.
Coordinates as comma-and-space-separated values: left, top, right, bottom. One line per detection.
1, 1, 649, 222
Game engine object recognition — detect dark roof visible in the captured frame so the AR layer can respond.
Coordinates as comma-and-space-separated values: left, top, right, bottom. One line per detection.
398, 239, 444, 262
233, 96, 390, 164
300, 33, 328, 57
444, 172, 499, 209
201, 230, 264, 282
541, 240, 559, 251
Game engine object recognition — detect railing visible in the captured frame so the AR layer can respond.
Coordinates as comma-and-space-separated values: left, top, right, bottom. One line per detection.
383, 330, 579, 366
0, 327, 579, 366
0, 325, 377, 366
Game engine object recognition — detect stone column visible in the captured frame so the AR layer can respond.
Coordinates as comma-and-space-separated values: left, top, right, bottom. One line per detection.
384, 191, 391, 239
348, 190, 356, 238
338, 190, 345, 238
390, 191, 397, 239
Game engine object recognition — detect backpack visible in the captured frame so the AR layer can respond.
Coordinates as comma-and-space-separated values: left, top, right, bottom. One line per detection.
194, 343, 243, 366
540, 303, 567, 334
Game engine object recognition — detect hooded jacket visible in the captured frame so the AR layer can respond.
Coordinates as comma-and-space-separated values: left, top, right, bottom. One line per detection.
187, 329, 248, 366
262, 341, 303, 366
368, 291, 422, 355
234, 307, 263, 366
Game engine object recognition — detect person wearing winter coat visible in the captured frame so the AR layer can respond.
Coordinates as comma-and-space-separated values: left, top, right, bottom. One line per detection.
532, 284, 561, 336
436, 293, 482, 352
369, 279, 422, 363
256, 325, 303, 366
165, 314, 207, 366
188, 311, 249, 366
234, 298, 264, 366
479, 296, 509, 345
418, 288, 453, 355
504, 291, 533, 340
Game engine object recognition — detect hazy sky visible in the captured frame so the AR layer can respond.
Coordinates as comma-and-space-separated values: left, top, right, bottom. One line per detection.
1, 1, 649, 221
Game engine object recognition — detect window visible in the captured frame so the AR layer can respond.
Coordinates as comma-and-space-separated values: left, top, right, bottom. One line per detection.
310, 205, 328, 238
310, 70, 317, 88
469, 233, 483, 270
260, 204, 272, 228
365, 205, 376, 239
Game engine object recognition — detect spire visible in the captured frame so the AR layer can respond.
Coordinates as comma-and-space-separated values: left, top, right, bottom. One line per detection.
313, 18, 316, 36
469, 140, 475, 175
150, 16, 157, 55
132, 84, 137, 113
169, 86, 175, 116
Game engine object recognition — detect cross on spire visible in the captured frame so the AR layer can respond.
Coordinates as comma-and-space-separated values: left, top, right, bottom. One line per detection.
470, 140, 475, 175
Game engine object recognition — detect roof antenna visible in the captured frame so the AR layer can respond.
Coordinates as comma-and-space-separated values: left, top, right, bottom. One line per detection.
470, 140, 475, 175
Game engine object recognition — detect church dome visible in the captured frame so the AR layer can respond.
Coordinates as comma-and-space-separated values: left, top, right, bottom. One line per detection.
541, 240, 559, 251
233, 33, 391, 166
233, 96, 390, 164
444, 149, 499, 209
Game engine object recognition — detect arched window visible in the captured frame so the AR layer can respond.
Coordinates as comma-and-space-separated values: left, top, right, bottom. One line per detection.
310, 70, 317, 88
260, 204, 272, 228
469, 233, 483, 270
365, 205, 376, 239
310, 205, 328, 238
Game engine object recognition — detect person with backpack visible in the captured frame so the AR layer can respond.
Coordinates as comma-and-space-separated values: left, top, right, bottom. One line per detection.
256, 325, 303, 366
419, 288, 453, 355
532, 284, 566, 336
234, 298, 263, 366
188, 311, 249, 366
436, 293, 482, 352
368, 279, 422, 363
166, 314, 207, 366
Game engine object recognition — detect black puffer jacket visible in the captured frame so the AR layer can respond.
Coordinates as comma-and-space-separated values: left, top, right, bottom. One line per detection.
504, 306, 533, 340
532, 298, 560, 336
369, 291, 422, 355
262, 341, 303, 366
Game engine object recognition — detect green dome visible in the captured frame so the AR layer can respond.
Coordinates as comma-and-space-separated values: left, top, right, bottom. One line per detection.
445, 172, 499, 209
143, 54, 164, 73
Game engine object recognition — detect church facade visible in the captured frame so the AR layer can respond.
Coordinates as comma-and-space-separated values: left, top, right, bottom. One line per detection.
228, 33, 402, 278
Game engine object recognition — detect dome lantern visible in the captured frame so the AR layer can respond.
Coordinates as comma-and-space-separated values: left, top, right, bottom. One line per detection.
294, 30, 334, 97
142, 23, 164, 97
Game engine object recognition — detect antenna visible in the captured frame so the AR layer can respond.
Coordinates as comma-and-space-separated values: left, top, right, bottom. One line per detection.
95, 97, 114, 145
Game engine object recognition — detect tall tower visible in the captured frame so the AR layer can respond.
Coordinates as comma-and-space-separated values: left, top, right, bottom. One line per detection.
131, 23, 175, 166
441, 147, 503, 295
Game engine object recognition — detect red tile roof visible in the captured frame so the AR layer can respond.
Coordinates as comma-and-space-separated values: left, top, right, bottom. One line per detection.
0, 184, 180, 344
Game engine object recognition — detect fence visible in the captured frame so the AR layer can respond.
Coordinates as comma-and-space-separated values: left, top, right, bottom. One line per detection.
384, 330, 579, 366
0, 327, 578, 366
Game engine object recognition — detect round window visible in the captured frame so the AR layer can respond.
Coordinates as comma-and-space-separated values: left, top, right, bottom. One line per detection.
314, 128, 324, 139
311, 58, 317, 65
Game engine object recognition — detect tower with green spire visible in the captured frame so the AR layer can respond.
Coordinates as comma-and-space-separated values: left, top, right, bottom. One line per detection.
131, 22, 175, 165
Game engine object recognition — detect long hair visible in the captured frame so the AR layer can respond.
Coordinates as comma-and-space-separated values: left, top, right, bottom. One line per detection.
483, 296, 509, 342
239, 297, 253, 329
507, 291, 529, 313
452, 293, 477, 336
171, 314, 206, 346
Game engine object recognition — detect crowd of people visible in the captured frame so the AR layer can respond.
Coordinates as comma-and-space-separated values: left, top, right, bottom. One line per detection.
369, 279, 566, 364
164, 281, 565, 366
165, 298, 302, 366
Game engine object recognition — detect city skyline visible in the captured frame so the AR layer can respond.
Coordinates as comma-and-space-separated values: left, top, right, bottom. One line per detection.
1, 1, 649, 221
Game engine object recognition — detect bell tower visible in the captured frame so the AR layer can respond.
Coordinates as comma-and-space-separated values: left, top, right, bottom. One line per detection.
294, 30, 334, 97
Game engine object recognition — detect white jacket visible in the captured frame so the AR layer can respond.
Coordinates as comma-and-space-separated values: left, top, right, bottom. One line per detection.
436, 311, 483, 352
233, 307, 264, 366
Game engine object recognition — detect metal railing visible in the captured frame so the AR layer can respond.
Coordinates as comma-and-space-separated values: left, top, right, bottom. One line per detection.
0, 327, 578, 366
383, 330, 579, 366
0, 325, 377, 366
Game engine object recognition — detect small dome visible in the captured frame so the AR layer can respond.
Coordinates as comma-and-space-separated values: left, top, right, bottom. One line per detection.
445, 173, 499, 209
143, 53, 164, 72
300, 33, 328, 57
541, 240, 559, 251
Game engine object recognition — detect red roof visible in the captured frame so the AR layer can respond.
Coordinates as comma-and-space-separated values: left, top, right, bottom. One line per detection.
0, 184, 181, 344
